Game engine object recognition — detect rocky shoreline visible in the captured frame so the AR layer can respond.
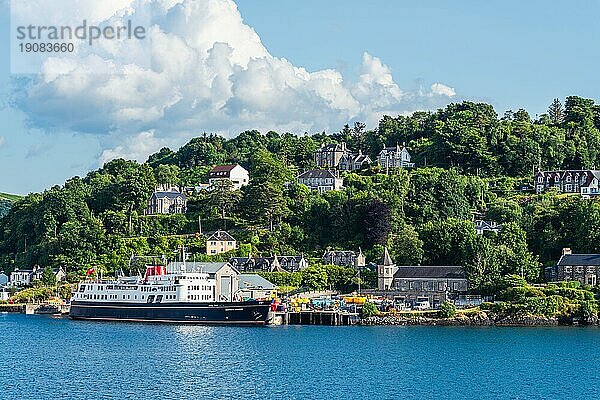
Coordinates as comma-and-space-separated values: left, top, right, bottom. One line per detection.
359, 311, 598, 327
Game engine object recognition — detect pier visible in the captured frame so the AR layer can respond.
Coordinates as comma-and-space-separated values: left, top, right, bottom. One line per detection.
273, 310, 359, 326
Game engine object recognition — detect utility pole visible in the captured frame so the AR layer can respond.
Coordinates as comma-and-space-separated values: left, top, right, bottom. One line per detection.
198, 215, 202, 234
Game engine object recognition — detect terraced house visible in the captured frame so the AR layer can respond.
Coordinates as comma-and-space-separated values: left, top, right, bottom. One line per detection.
534, 170, 600, 197
545, 248, 600, 286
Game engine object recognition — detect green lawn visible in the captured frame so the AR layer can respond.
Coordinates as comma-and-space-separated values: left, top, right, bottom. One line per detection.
0, 192, 22, 202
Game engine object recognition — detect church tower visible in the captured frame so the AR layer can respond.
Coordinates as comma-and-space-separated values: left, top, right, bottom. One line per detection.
377, 247, 397, 290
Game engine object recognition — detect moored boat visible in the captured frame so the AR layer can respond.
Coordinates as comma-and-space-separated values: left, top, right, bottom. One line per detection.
69, 262, 273, 324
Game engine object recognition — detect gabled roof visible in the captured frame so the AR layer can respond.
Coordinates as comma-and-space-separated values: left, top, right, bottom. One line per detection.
206, 230, 236, 242
393, 266, 465, 279
318, 143, 346, 152
557, 254, 600, 266
168, 261, 236, 274
152, 191, 186, 200
298, 169, 336, 179
210, 164, 238, 173
238, 274, 277, 290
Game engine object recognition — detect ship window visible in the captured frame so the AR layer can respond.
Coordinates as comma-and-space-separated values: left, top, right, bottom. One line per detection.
156, 295, 163, 303
147, 295, 155, 303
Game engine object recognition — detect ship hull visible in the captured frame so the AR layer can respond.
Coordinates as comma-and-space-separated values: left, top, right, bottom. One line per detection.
69, 300, 273, 325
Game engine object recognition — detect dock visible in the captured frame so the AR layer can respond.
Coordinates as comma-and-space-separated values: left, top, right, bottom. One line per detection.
273, 310, 359, 326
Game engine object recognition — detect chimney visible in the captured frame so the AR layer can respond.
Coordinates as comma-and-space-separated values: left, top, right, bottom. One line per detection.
562, 248, 572, 256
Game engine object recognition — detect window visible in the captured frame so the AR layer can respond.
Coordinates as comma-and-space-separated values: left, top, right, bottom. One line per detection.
564, 266, 572, 273
147, 295, 155, 303
576, 266, 584, 273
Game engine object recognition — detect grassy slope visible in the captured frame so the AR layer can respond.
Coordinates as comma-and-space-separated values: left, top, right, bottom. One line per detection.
0, 193, 22, 202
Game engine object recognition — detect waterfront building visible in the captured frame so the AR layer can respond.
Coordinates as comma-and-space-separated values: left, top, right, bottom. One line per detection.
9, 266, 66, 287
238, 274, 277, 300
534, 170, 600, 197
297, 169, 344, 193
376, 248, 468, 307
323, 249, 366, 269
10, 268, 33, 286
208, 164, 249, 190
0, 287, 9, 301
545, 248, 600, 286
167, 261, 240, 301
377, 144, 415, 170
146, 185, 187, 215
206, 230, 237, 255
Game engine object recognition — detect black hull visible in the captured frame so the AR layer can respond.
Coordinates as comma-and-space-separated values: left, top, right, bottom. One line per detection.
69, 300, 273, 325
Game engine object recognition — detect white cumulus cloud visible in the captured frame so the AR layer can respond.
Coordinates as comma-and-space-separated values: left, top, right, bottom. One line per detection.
11, 0, 459, 164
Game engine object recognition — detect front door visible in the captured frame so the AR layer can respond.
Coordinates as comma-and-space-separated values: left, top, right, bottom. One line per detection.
220, 276, 231, 301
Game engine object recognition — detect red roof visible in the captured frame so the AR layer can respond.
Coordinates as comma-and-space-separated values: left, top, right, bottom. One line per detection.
210, 164, 237, 173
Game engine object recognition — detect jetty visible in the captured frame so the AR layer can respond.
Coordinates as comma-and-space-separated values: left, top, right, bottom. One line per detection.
272, 310, 359, 326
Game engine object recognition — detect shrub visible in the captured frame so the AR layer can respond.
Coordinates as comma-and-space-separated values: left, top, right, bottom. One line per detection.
361, 301, 380, 318
497, 286, 545, 302
438, 301, 457, 318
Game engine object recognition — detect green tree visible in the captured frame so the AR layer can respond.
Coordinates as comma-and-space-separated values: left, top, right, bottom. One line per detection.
41, 266, 57, 286
301, 265, 328, 291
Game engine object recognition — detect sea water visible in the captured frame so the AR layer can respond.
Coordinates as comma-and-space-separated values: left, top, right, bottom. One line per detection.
1, 314, 599, 399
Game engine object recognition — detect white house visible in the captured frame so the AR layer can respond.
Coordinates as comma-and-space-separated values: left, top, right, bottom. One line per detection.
208, 164, 249, 190
297, 170, 343, 193
378, 144, 415, 170
10, 268, 35, 287
0, 287, 9, 301
146, 186, 187, 215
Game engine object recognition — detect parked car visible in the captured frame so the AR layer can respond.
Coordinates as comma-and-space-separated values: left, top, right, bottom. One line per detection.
413, 297, 430, 310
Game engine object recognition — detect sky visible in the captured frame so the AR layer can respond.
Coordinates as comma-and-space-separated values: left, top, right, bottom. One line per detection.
1, 0, 600, 194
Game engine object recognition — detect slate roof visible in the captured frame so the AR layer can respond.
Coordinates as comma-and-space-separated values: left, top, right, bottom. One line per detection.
206, 230, 236, 242
298, 169, 336, 179
168, 261, 235, 274
238, 274, 277, 290
557, 254, 600, 266
393, 266, 466, 279
152, 191, 186, 200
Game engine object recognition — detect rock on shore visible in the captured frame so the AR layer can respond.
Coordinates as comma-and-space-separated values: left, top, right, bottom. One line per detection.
360, 311, 565, 327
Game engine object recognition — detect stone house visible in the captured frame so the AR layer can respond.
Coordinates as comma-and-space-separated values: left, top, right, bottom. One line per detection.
206, 230, 237, 255
229, 254, 308, 273
534, 170, 600, 196
338, 150, 372, 171
208, 164, 249, 190
314, 142, 351, 169
297, 169, 343, 193
545, 248, 600, 286
377, 248, 468, 308
322, 249, 366, 269
146, 186, 187, 215
378, 144, 415, 170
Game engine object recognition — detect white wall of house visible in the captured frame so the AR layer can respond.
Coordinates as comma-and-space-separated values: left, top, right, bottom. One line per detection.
209, 165, 249, 190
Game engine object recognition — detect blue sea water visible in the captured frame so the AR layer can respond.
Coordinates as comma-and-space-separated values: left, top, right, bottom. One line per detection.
1, 314, 600, 400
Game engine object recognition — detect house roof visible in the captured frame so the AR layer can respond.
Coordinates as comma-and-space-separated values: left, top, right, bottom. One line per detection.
298, 169, 336, 179
474, 220, 502, 231
168, 261, 235, 274
206, 230, 236, 242
153, 191, 186, 200
210, 164, 238, 173
557, 254, 600, 266
381, 248, 394, 266
324, 250, 357, 257
318, 143, 346, 152
393, 266, 466, 279
238, 274, 277, 290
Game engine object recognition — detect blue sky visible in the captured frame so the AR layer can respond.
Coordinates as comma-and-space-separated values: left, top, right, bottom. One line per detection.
1, 0, 600, 194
